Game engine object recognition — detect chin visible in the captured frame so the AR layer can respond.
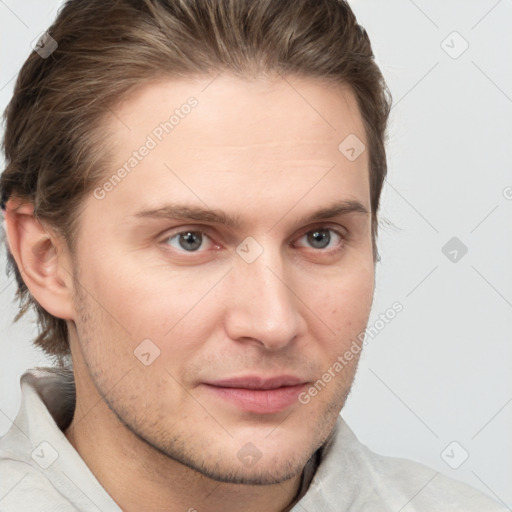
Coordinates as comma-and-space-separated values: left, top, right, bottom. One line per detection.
147, 429, 312, 486
189, 452, 307, 486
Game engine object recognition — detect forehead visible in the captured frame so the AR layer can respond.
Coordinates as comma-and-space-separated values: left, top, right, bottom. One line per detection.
88, 73, 370, 229
107, 73, 366, 151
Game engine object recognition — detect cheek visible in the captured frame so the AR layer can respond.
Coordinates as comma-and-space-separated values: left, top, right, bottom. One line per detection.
307, 262, 375, 348
77, 251, 225, 376
339, 273, 374, 329
82, 249, 199, 333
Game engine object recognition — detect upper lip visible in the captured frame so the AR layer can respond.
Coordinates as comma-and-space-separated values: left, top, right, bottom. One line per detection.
204, 375, 307, 390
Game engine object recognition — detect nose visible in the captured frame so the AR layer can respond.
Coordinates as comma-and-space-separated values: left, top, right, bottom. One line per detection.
223, 243, 304, 351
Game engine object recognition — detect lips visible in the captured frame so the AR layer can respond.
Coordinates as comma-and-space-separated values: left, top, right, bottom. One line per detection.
206, 375, 306, 390
200, 375, 308, 414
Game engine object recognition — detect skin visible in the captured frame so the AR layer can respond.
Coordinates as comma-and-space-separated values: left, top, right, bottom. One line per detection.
5, 73, 375, 512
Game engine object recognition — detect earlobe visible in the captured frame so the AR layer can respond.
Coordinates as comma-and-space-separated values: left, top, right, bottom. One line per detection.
3, 198, 75, 321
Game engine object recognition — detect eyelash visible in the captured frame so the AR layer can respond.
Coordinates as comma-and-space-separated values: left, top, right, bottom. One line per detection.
159, 224, 348, 257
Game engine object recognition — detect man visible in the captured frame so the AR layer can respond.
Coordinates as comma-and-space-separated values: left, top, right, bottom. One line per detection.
0, 0, 506, 510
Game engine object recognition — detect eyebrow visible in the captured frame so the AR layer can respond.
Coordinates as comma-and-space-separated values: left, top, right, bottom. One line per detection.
132, 199, 369, 229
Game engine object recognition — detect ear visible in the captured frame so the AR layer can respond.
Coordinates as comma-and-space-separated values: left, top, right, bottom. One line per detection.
3, 198, 75, 321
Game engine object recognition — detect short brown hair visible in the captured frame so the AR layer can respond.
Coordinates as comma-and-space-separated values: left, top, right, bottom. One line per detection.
0, 0, 391, 363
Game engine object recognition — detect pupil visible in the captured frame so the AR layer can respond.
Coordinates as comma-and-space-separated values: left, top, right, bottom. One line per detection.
180, 232, 202, 251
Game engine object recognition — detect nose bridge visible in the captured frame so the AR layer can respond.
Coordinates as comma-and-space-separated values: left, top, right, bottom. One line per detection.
225, 238, 301, 349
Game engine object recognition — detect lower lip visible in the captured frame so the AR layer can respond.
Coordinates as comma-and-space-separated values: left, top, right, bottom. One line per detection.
201, 384, 308, 414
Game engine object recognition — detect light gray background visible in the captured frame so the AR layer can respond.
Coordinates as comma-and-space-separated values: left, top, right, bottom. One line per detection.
1, 0, 511, 508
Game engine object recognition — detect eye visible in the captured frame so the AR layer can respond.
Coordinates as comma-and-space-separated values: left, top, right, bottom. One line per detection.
163, 230, 214, 253
160, 225, 346, 257
295, 226, 345, 251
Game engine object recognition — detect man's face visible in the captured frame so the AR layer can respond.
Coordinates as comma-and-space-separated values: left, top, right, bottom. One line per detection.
67, 73, 374, 484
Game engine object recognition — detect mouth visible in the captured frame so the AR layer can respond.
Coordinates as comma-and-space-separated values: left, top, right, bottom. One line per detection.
200, 375, 309, 414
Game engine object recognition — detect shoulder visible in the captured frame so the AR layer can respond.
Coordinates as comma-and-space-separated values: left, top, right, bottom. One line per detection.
359, 448, 506, 511
308, 418, 508, 511
0, 458, 77, 512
